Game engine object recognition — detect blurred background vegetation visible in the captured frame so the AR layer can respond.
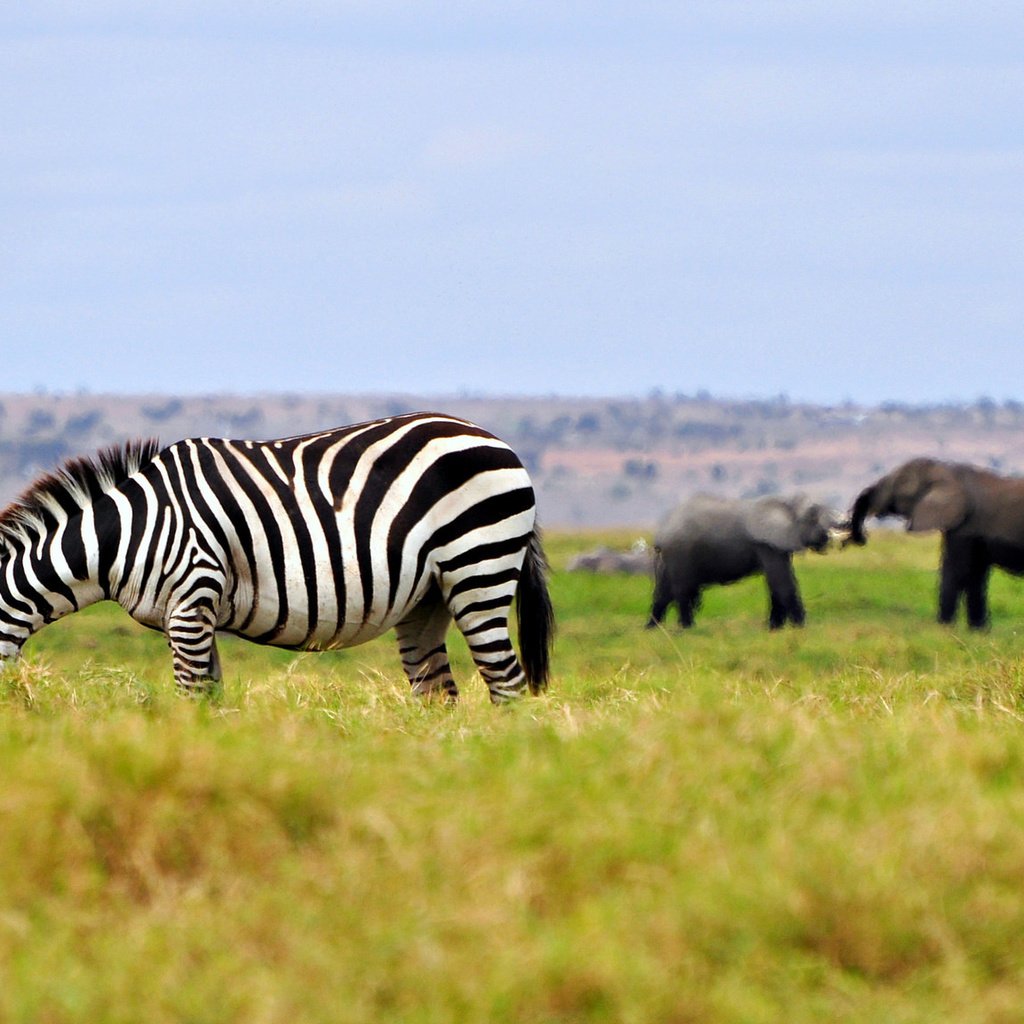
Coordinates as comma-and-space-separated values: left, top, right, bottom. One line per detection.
2, 391, 1023, 527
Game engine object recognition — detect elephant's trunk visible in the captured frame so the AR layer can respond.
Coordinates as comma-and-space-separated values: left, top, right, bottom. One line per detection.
845, 486, 876, 546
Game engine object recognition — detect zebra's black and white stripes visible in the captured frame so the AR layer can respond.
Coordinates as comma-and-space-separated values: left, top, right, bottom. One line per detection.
0, 412, 553, 703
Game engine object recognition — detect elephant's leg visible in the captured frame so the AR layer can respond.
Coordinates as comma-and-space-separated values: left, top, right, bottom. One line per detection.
761, 552, 803, 628
964, 548, 991, 630
675, 586, 699, 628
938, 538, 968, 624
789, 589, 807, 627
648, 557, 699, 629
646, 565, 672, 628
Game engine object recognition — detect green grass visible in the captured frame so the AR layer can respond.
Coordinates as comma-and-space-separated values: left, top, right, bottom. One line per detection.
3, 531, 1024, 1022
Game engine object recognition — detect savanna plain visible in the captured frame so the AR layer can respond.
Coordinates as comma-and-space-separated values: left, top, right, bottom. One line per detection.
3, 531, 1024, 1023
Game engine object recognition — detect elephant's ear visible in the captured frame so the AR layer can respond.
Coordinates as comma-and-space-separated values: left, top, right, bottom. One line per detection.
748, 502, 803, 552
909, 479, 969, 533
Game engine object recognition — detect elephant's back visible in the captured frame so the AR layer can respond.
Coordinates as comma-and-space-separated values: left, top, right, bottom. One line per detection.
654, 494, 741, 548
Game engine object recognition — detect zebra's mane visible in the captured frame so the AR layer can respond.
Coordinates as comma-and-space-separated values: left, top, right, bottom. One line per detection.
0, 438, 162, 541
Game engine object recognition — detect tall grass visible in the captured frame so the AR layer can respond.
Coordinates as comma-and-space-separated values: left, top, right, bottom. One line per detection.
2, 531, 1024, 1022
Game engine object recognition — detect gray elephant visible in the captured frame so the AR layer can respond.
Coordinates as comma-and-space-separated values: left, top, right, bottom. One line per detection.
847, 457, 1024, 628
646, 493, 835, 630
567, 541, 652, 575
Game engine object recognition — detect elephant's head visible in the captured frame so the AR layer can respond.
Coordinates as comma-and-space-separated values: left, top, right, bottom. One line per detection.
847, 458, 969, 545
749, 496, 836, 553
796, 500, 836, 553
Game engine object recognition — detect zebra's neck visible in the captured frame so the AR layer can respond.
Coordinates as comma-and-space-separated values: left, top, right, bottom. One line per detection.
0, 500, 111, 656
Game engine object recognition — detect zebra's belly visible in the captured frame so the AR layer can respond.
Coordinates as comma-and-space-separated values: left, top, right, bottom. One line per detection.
225, 568, 427, 651
245, 611, 399, 651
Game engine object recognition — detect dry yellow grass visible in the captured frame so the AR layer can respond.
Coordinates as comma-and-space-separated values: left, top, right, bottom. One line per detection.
1, 531, 1023, 1022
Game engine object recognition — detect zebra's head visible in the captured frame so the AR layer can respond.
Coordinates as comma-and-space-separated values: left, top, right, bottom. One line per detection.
0, 438, 162, 672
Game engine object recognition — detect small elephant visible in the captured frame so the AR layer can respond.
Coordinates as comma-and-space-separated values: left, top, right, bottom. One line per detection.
847, 457, 1024, 628
647, 493, 835, 630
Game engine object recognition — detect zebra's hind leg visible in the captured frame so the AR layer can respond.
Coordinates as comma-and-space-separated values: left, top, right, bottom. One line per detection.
450, 595, 527, 705
165, 602, 223, 698
394, 596, 459, 703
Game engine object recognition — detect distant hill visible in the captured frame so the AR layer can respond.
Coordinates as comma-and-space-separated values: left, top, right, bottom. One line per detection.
1, 392, 1022, 528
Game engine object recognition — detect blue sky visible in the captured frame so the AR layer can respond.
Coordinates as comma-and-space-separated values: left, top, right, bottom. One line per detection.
3, 3, 1022, 404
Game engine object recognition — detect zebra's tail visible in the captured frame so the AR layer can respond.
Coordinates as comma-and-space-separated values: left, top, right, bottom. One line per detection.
517, 527, 555, 694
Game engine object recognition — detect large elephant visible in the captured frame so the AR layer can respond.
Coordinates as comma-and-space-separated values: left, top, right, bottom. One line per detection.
646, 493, 835, 630
846, 457, 1024, 628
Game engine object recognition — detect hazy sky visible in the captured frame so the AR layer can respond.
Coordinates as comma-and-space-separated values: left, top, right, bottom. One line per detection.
4, 3, 1022, 405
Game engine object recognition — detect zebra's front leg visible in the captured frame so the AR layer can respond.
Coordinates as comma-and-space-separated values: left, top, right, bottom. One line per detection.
394, 597, 459, 703
165, 601, 223, 697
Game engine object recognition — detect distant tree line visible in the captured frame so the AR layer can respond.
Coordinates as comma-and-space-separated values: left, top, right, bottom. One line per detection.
2, 392, 1024, 524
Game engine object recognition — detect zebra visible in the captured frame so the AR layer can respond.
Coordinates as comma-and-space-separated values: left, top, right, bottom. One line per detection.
0, 412, 554, 703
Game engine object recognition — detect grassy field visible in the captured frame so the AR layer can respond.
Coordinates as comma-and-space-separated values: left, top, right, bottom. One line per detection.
3, 530, 1024, 1023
